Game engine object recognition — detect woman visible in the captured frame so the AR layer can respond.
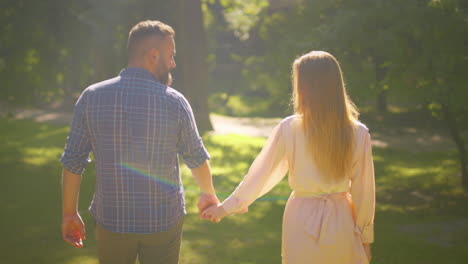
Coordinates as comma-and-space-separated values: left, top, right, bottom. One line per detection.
203, 51, 375, 264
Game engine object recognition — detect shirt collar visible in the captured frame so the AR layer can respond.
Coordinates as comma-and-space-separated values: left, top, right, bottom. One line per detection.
119, 67, 165, 86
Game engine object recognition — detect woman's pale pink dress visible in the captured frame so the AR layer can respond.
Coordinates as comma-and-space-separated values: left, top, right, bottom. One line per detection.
221, 115, 375, 264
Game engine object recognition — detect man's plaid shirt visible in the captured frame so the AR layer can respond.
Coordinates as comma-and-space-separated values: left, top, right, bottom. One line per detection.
60, 68, 210, 233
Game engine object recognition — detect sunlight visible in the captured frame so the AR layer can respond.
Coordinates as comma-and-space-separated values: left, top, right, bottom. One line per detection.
23, 147, 62, 166
66, 256, 98, 264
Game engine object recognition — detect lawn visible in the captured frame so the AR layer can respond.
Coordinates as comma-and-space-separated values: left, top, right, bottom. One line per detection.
0, 116, 467, 264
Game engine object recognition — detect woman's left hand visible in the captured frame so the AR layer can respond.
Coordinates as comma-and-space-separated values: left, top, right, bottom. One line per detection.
202, 204, 229, 223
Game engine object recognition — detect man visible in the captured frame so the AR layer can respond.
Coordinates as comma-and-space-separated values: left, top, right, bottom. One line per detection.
60, 20, 219, 264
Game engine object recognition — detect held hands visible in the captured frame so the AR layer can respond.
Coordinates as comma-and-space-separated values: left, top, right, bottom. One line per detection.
198, 192, 248, 223
202, 204, 229, 223
197, 193, 228, 223
62, 212, 86, 248
198, 193, 220, 220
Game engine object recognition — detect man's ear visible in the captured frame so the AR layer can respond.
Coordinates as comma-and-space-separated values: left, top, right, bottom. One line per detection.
149, 47, 160, 62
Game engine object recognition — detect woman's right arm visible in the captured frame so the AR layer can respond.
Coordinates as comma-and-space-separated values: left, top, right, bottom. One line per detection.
221, 122, 289, 214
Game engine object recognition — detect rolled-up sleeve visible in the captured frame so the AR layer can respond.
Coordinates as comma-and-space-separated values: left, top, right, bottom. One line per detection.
60, 90, 92, 175
176, 96, 210, 169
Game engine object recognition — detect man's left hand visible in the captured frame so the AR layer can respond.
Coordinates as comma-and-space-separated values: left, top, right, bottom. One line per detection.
62, 212, 86, 248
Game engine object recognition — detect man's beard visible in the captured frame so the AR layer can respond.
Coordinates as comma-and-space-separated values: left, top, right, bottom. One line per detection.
156, 56, 173, 86
158, 71, 173, 86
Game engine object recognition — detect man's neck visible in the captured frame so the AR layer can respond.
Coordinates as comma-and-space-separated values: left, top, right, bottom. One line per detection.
127, 62, 158, 79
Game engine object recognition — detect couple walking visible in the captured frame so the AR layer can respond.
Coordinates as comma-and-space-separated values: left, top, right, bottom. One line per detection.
61, 20, 375, 264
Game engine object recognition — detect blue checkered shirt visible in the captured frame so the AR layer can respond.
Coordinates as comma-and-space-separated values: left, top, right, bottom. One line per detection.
60, 68, 210, 233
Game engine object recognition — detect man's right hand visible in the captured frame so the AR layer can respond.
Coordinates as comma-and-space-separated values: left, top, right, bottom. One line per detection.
198, 193, 219, 220
62, 212, 86, 248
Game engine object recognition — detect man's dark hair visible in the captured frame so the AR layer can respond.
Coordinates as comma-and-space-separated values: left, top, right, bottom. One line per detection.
127, 20, 175, 60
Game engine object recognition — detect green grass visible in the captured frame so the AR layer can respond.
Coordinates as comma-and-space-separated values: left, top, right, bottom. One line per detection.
0, 117, 467, 263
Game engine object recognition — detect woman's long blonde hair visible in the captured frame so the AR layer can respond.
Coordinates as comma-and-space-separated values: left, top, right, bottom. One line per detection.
292, 51, 359, 182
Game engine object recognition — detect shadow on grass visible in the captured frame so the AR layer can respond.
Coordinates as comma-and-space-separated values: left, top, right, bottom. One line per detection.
182, 133, 286, 263
0, 118, 99, 264
1, 117, 468, 264
370, 146, 468, 264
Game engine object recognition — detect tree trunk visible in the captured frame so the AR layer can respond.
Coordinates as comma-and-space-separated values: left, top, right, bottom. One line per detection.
374, 55, 388, 113
61, 51, 81, 112
441, 104, 468, 192
377, 89, 388, 113
175, 0, 213, 132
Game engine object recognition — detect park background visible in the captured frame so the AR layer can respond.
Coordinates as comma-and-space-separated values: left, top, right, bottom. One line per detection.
1, 0, 467, 263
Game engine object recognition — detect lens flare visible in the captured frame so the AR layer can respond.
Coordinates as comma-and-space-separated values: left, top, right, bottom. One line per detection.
120, 163, 180, 188
120, 163, 291, 202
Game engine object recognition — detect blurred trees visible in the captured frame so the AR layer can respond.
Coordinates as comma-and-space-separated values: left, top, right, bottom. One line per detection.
1, 0, 467, 185
202, 0, 467, 189
388, 0, 468, 190
0, 0, 212, 129
203, 0, 270, 116
176, 0, 212, 131
1, 0, 172, 108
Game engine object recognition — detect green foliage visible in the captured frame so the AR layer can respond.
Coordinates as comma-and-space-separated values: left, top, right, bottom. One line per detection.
1, 117, 468, 263
387, 0, 468, 123
208, 0, 467, 119
240, 0, 408, 112
209, 0, 468, 182
0, 0, 177, 108
218, 0, 268, 40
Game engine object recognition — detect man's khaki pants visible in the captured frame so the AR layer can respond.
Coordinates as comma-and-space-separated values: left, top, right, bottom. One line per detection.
95, 217, 184, 264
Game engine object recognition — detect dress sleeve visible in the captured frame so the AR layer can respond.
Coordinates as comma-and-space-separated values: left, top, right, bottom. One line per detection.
350, 132, 376, 243
221, 122, 289, 214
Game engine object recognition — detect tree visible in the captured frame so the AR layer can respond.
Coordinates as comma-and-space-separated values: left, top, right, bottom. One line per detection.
175, 0, 213, 131
387, 0, 468, 191
221, 0, 468, 190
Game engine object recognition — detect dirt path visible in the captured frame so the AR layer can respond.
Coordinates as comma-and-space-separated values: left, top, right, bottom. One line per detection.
14, 109, 73, 125
11, 109, 455, 152
210, 114, 282, 138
